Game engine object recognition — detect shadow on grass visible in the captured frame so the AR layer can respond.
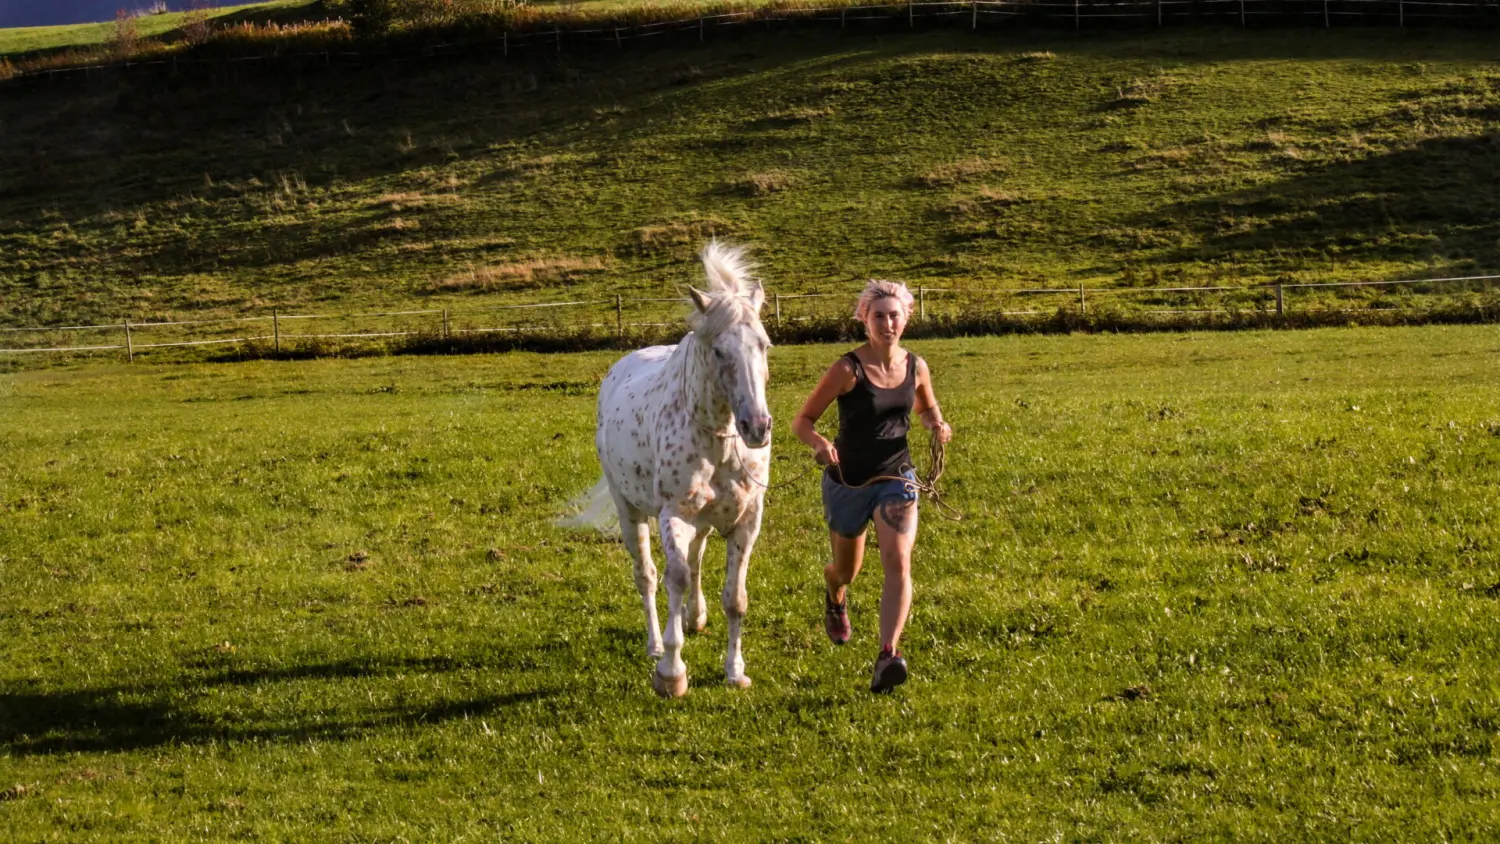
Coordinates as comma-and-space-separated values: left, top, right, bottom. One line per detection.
206, 1, 335, 29
6, 28, 1500, 324
1144, 132, 1500, 271
0, 654, 556, 756
7, 29, 1494, 222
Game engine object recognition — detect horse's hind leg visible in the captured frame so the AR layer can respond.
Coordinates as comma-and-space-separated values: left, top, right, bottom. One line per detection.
684, 530, 710, 635
614, 493, 663, 659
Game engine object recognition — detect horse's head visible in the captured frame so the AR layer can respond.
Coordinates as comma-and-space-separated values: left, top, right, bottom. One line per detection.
687, 242, 773, 448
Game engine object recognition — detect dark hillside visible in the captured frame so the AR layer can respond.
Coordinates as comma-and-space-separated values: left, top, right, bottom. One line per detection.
1, 28, 1497, 326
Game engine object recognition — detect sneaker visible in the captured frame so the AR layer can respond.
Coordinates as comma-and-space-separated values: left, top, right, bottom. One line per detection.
824, 592, 851, 645
870, 648, 908, 693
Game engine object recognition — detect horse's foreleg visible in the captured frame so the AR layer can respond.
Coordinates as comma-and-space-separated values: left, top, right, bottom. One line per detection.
685, 531, 710, 635
653, 512, 696, 698
722, 503, 762, 689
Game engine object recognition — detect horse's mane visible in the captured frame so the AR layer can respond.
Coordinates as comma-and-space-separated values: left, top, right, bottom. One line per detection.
687, 241, 763, 337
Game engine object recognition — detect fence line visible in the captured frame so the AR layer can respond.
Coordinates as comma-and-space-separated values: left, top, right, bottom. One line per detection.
5, 0, 1498, 85
133, 335, 274, 349
4, 273, 1498, 359
1281, 272, 1500, 290
273, 309, 444, 320
0, 323, 103, 333
126, 315, 275, 328
3, 343, 129, 354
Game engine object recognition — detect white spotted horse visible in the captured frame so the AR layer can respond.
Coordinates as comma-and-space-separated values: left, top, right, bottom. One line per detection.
569, 242, 772, 697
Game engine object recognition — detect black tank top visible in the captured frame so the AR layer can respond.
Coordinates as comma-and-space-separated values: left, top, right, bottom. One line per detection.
830, 350, 918, 486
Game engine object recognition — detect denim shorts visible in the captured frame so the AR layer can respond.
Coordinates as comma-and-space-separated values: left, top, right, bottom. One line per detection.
821, 467, 919, 538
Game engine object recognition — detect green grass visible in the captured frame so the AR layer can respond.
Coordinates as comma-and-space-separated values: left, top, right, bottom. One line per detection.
3, 325, 1500, 837
2, 29, 1498, 330
0, 2, 324, 56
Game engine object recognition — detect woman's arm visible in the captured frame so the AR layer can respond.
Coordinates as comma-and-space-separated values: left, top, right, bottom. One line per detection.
913, 358, 952, 444
791, 359, 856, 466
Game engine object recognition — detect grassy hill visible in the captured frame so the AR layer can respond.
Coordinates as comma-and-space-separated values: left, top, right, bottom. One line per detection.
1, 27, 1498, 328
0, 1, 325, 55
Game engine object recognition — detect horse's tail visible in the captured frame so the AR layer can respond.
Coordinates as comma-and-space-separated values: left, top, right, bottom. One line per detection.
557, 476, 619, 534
699, 240, 758, 297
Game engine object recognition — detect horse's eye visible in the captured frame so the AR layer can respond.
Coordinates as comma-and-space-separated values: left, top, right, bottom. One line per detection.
713, 348, 726, 359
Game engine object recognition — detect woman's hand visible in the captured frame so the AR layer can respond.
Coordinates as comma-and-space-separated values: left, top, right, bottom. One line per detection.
813, 439, 840, 467
934, 421, 953, 444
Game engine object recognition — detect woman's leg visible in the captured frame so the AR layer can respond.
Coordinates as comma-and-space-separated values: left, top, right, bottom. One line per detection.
872, 498, 918, 651
825, 530, 865, 603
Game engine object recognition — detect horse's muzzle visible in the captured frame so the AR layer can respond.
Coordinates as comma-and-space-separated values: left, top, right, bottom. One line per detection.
738, 413, 772, 448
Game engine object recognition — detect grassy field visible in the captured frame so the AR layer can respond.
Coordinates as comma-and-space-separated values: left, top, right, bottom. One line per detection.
0, 0, 693, 57
0, 2, 325, 56
2, 28, 1497, 330
3, 324, 1499, 838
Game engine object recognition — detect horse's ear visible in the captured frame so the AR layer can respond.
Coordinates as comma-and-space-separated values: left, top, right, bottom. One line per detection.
746, 281, 765, 312
688, 286, 712, 312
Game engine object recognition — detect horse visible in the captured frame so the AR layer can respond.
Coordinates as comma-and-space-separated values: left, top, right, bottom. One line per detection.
567, 242, 772, 698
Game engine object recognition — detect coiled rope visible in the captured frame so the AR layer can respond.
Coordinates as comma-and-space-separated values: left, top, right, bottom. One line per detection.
829, 432, 963, 522
742, 430, 963, 522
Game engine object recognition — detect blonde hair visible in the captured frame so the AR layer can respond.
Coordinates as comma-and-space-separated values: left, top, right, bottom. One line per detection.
854, 279, 915, 322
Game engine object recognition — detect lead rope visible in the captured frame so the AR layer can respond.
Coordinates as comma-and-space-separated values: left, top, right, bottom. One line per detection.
711, 428, 818, 491
739, 431, 964, 521
829, 433, 963, 522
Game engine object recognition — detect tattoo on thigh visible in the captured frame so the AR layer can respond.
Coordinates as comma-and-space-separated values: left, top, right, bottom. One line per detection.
877, 500, 915, 534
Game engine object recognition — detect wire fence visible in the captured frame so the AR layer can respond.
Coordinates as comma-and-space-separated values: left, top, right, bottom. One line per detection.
4, 273, 1498, 361
6, 0, 1498, 85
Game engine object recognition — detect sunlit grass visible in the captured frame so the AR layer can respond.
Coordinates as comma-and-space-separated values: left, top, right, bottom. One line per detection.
2, 325, 1498, 837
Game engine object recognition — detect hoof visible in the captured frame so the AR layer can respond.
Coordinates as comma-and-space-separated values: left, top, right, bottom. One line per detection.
725, 675, 752, 690
688, 618, 707, 635
652, 669, 688, 698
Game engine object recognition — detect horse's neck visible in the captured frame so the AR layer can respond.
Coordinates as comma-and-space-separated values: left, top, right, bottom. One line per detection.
664, 332, 730, 432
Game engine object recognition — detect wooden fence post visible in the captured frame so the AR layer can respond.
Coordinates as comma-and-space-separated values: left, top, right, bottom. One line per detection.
1239, 0, 1245, 26
699, 15, 705, 40
1157, 0, 1162, 27
616, 294, 624, 336
124, 320, 134, 362
503, 31, 508, 57
774, 293, 782, 327
273, 309, 281, 352
841, 7, 846, 27
1078, 285, 1086, 314
919, 286, 927, 321
909, 0, 915, 27
555, 27, 563, 55
1399, 0, 1404, 25
972, 0, 978, 28
442, 309, 450, 340
1075, 0, 1081, 29
1323, 0, 1329, 27
1275, 284, 1285, 316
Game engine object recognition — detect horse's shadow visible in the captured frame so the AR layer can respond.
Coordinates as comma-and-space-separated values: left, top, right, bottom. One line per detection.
0, 655, 555, 757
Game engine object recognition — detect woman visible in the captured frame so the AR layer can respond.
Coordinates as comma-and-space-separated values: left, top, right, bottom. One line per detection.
791, 280, 952, 693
